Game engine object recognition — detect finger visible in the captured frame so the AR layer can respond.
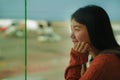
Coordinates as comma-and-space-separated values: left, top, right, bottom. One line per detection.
76, 42, 82, 51
73, 43, 78, 51
81, 43, 89, 53
78, 42, 85, 52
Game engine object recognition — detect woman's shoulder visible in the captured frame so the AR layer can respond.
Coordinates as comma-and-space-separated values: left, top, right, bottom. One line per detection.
88, 53, 120, 77
91, 53, 120, 66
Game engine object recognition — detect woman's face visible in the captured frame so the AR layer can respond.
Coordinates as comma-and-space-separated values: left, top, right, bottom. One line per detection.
71, 19, 90, 44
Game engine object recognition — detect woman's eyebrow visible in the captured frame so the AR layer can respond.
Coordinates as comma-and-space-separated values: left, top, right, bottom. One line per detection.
71, 24, 82, 28
73, 25, 81, 28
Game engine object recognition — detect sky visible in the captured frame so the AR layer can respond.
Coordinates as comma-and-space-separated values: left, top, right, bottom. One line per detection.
0, 0, 120, 21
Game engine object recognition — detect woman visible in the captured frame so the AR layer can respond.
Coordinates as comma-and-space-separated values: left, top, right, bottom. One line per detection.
65, 5, 120, 80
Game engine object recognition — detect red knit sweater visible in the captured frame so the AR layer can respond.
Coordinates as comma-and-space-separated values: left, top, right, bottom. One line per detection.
65, 48, 120, 80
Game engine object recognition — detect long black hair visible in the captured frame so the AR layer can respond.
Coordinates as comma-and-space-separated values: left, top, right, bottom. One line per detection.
72, 5, 120, 55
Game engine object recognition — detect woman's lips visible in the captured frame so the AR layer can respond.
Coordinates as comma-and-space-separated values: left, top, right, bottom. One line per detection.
72, 40, 78, 43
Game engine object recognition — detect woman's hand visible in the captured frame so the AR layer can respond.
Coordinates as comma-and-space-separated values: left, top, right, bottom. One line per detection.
73, 41, 90, 54
73, 41, 90, 76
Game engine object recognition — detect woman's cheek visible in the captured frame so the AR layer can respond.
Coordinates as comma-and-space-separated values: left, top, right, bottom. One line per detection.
75, 34, 83, 41
77, 33, 88, 42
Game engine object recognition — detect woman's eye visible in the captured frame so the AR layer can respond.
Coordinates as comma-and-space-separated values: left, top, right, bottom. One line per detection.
74, 28, 80, 31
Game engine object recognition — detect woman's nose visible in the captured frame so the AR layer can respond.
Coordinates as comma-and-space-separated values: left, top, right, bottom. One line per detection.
70, 32, 75, 39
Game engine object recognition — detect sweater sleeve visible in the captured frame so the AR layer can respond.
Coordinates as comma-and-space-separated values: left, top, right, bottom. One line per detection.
65, 48, 88, 80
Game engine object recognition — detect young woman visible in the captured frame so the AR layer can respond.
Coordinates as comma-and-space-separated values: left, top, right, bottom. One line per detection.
65, 5, 120, 80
